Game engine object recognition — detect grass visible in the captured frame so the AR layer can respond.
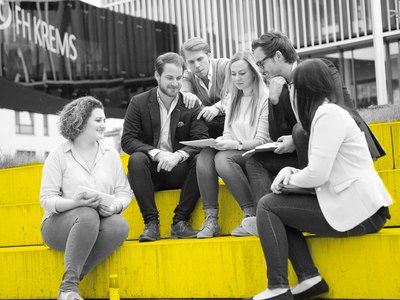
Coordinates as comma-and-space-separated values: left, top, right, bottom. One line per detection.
358, 104, 400, 124
0, 151, 43, 169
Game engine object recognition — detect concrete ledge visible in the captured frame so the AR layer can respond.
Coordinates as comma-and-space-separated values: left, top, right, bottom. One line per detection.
0, 169, 399, 247
1, 228, 400, 299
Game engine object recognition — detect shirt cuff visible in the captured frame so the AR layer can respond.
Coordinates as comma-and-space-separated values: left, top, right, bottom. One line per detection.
148, 149, 161, 161
176, 150, 189, 162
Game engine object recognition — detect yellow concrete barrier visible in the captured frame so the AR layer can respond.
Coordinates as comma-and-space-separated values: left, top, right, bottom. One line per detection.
1, 229, 400, 299
369, 122, 394, 171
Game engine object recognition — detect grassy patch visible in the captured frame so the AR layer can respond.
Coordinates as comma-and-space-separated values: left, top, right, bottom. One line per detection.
0, 151, 43, 169
358, 104, 400, 124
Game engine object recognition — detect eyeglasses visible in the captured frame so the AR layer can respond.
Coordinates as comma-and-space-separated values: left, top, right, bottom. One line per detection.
256, 56, 269, 69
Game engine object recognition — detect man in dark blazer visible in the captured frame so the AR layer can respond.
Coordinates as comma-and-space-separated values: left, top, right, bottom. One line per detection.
121, 52, 209, 242
247, 31, 384, 204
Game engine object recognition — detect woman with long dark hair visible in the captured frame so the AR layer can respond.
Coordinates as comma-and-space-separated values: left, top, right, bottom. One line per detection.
243, 59, 392, 300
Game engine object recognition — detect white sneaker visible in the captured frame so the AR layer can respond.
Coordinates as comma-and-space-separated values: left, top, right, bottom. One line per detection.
241, 216, 258, 236
58, 291, 84, 300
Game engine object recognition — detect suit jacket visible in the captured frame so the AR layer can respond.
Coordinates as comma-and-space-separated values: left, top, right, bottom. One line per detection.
268, 58, 385, 159
181, 58, 230, 106
268, 59, 355, 141
290, 104, 392, 232
121, 88, 209, 157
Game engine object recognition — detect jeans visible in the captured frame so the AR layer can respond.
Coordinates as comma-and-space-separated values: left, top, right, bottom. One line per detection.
256, 193, 389, 288
245, 123, 309, 203
41, 207, 129, 293
127, 152, 200, 224
197, 148, 254, 210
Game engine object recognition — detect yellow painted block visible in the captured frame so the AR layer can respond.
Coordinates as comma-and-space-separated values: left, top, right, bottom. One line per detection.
120, 153, 129, 174
0, 204, 43, 247
369, 122, 394, 171
0, 164, 43, 206
391, 122, 400, 169
1, 230, 400, 299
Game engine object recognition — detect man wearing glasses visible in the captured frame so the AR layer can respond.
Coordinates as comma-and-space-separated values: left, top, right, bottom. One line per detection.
246, 31, 383, 205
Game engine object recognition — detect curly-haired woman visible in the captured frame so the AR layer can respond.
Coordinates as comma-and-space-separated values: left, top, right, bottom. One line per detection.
40, 96, 132, 300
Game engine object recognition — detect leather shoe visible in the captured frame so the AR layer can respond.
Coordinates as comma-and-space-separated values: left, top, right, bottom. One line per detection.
139, 220, 160, 242
293, 278, 329, 300
171, 220, 198, 238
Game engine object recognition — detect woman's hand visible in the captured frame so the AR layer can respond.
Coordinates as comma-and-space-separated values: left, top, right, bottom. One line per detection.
212, 139, 239, 151
271, 167, 293, 194
74, 192, 101, 208
98, 203, 117, 217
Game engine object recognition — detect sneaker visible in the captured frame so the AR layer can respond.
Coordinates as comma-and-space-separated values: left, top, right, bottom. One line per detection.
241, 216, 258, 236
58, 291, 84, 300
231, 222, 252, 236
197, 216, 220, 238
139, 220, 160, 242
170, 220, 198, 238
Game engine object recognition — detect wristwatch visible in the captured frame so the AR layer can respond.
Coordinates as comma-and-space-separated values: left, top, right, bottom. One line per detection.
237, 141, 243, 151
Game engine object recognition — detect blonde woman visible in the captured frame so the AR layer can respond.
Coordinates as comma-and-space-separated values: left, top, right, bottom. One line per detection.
196, 50, 271, 238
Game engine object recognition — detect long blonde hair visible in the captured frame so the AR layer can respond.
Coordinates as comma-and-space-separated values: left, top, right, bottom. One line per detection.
223, 50, 266, 127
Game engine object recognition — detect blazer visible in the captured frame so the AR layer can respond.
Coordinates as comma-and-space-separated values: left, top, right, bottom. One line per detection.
181, 58, 230, 106
290, 103, 392, 232
268, 58, 385, 159
121, 88, 209, 157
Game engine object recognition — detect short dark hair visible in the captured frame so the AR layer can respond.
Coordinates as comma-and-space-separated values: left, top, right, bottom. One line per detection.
293, 59, 337, 132
154, 52, 186, 75
58, 96, 104, 141
180, 37, 211, 59
252, 31, 298, 64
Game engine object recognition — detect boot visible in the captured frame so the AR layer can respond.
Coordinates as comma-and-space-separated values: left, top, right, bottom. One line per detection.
197, 208, 220, 238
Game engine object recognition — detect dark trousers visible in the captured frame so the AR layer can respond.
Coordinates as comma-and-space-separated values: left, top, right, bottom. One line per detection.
246, 123, 309, 203
127, 152, 200, 224
206, 115, 225, 139
257, 193, 389, 288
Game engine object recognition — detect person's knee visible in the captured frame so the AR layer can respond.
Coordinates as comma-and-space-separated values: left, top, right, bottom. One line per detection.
197, 149, 216, 173
128, 152, 150, 172
257, 193, 276, 214
214, 151, 234, 176
106, 215, 129, 241
74, 207, 100, 227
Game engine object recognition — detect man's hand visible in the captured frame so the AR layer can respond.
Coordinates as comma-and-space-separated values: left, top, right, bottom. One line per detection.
197, 105, 220, 121
268, 76, 287, 105
274, 135, 296, 154
183, 93, 201, 109
270, 167, 293, 194
155, 151, 181, 172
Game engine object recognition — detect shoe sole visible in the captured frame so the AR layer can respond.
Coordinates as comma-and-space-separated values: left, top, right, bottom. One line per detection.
170, 234, 198, 239
197, 232, 220, 238
138, 237, 160, 242
293, 279, 329, 300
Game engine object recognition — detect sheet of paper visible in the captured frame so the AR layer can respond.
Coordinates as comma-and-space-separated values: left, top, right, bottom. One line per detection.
179, 138, 218, 148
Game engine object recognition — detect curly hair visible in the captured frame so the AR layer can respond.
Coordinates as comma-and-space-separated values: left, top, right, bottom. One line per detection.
58, 96, 104, 141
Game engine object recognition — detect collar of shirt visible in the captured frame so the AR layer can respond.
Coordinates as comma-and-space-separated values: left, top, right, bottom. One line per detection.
194, 61, 213, 91
63, 140, 111, 154
289, 60, 299, 122
156, 89, 179, 152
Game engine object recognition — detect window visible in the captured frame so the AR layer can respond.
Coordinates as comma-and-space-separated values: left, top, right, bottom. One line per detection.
43, 114, 49, 136
15, 111, 34, 135
16, 150, 36, 157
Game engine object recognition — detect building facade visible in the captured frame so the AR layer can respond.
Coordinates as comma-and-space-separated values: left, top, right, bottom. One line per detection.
101, 0, 400, 108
